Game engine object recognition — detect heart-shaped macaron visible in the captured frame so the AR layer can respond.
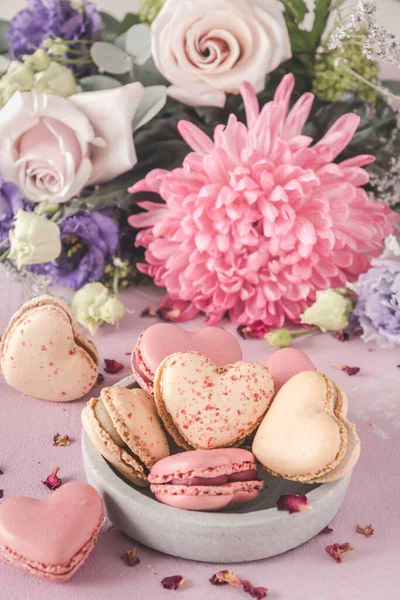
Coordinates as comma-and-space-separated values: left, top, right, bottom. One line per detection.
0, 296, 99, 402
131, 323, 242, 395
252, 371, 360, 483
0, 482, 103, 582
265, 348, 316, 392
154, 351, 274, 450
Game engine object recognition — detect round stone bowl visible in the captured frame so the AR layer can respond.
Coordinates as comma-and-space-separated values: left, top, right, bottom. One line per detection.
82, 375, 351, 563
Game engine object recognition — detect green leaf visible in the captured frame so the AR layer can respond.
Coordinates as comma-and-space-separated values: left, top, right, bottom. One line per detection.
90, 42, 133, 75
310, 0, 332, 50
119, 13, 141, 35
79, 74, 122, 92
99, 11, 120, 42
125, 24, 152, 66
382, 80, 400, 96
0, 20, 10, 54
282, 0, 308, 24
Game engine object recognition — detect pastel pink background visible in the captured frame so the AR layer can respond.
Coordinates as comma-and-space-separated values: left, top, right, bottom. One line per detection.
0, 278, 399, 600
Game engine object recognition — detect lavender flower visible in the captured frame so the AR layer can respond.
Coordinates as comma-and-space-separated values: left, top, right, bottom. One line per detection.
352, 235, 400, 347
31, 211, 118, 289
7, 0, 101, 60
0, 174, 32, 243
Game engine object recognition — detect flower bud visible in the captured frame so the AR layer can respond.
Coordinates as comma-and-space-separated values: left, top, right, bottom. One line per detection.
9, 210, 61, 270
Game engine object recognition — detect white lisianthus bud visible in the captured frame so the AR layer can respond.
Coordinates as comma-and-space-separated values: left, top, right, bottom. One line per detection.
22, 49, 51, 72
301, 289, 353, 333
9, 210, 62, 270
71, 282, 126, 335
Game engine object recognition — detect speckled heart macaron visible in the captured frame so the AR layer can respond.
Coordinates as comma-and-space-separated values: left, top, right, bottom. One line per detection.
154, 351, 275, 450
131, 323, 242, 395
0, 296, 99, 402
0, 482, 103, 582
253, 371, 360, 483
82, 385, 170, 486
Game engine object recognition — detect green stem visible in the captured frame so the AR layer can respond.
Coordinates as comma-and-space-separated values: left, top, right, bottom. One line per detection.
50, 210, 63, 222
292, 327, 320, 339
337, 57, 400, 101
0, 236, 9, 249
0, 249, 10, 263
112, 267, 119, 298
56, 57, 93, 66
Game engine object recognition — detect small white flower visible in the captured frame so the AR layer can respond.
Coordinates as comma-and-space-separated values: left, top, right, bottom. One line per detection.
9, 210, 62, 270
71, 282, 126, 335
33, 62, 77, 97
22, 49, 51, 72
301, 289, 353, 333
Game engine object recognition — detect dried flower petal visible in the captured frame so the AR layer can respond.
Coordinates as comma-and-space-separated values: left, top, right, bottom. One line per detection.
96, 373, 105, 386
320, 526, 334, 534
161, 576, 185, 590
53, 433, 72, 447
104, 359, 124, 374
331, 363, 360, 376
276, 494, 312, 513
357, 524, 374, 537
0, 469, 3, 475
325, 543, 354, 563
42, 467, 62, 491
242, 581, 268, 599
122, 548, 140, 566
332, 331, 350, 342
141, 307, 158, 318
237, 322, 269, 340
0, 490, 3, 499
210, 571, 241, 586
343, 366, 360, 376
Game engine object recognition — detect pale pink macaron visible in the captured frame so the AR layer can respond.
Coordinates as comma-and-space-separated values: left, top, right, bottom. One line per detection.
131, 323, 242, 395
0, 482, 103, 582
265, 347, 316, 392
148, 449, 263, 511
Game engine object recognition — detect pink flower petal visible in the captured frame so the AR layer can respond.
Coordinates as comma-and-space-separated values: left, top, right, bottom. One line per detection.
276, 494, 312, 513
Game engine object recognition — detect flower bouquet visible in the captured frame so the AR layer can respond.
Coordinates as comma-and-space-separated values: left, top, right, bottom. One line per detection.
0, 0, 399, 343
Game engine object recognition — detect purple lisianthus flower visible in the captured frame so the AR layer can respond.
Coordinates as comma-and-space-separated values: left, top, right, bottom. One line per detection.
7, 0, 101, 60
31, 211, 118, 289
352, 235, 400, 348
0, 174, 32, 243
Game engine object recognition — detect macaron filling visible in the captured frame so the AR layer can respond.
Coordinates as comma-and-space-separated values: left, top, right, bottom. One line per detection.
131, 349, 153, 386
170, 470, 257, 487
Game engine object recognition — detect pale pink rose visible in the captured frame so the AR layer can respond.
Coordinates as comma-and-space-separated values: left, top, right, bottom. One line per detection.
0, 83, 144, 203
151, 0, 291, 108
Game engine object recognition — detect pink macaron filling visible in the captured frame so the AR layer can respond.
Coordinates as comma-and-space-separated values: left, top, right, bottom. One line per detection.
170, 470, 257, 487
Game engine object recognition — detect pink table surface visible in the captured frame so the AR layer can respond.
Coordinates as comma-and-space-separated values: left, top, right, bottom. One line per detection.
0, 280, 399, 600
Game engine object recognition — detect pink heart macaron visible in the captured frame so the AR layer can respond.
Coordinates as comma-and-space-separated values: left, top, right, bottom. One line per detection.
131, 323, 242, 395
0, 296, 99, 402
265, 347, 316, 392
148, 449, 264, 511
154, 351, 274, 450
0, 482, 103, 582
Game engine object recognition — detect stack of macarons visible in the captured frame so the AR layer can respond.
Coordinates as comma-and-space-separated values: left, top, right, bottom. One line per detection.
82, 323, 361, 512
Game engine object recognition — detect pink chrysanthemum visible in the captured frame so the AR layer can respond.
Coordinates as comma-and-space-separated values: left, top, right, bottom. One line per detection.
129, 74, 399, 328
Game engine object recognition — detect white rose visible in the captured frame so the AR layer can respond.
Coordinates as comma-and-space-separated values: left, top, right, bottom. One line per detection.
9, 210, 61, 269
0, 83, 144, 203
151, 0, 291, 107
301, 289, 353, 333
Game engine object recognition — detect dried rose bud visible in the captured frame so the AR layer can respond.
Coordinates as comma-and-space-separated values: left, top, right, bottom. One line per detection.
237, 322, 269, 340
96, 373, 105, 386
104, 359, 125, 374
42, 466, 62, 491
325, 543, 354, 563
242, 580, 268, 598
357, 524, 374, 537
210, 571, 241, 586
122, 548, 140, 566
320, 526, 334, 534
0, 490, 3, 499
0, 469, 3, 475
343, 366, 360, 376
332, 331, 350, 342
53, 433, 72, 447
161, 576, 185, 590
276, 494, 312, 514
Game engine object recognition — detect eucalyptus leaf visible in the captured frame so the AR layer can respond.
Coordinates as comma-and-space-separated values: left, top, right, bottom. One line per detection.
90, 42, 133, 75
114, 33, 127, 51
79, 74, 122, 92
119, 13, 141, 35
0, 20, 10, 54
133, 85, 167, 131
99, 11, 120, 42
135, 57, 170, 87
125, 24, 152, 66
